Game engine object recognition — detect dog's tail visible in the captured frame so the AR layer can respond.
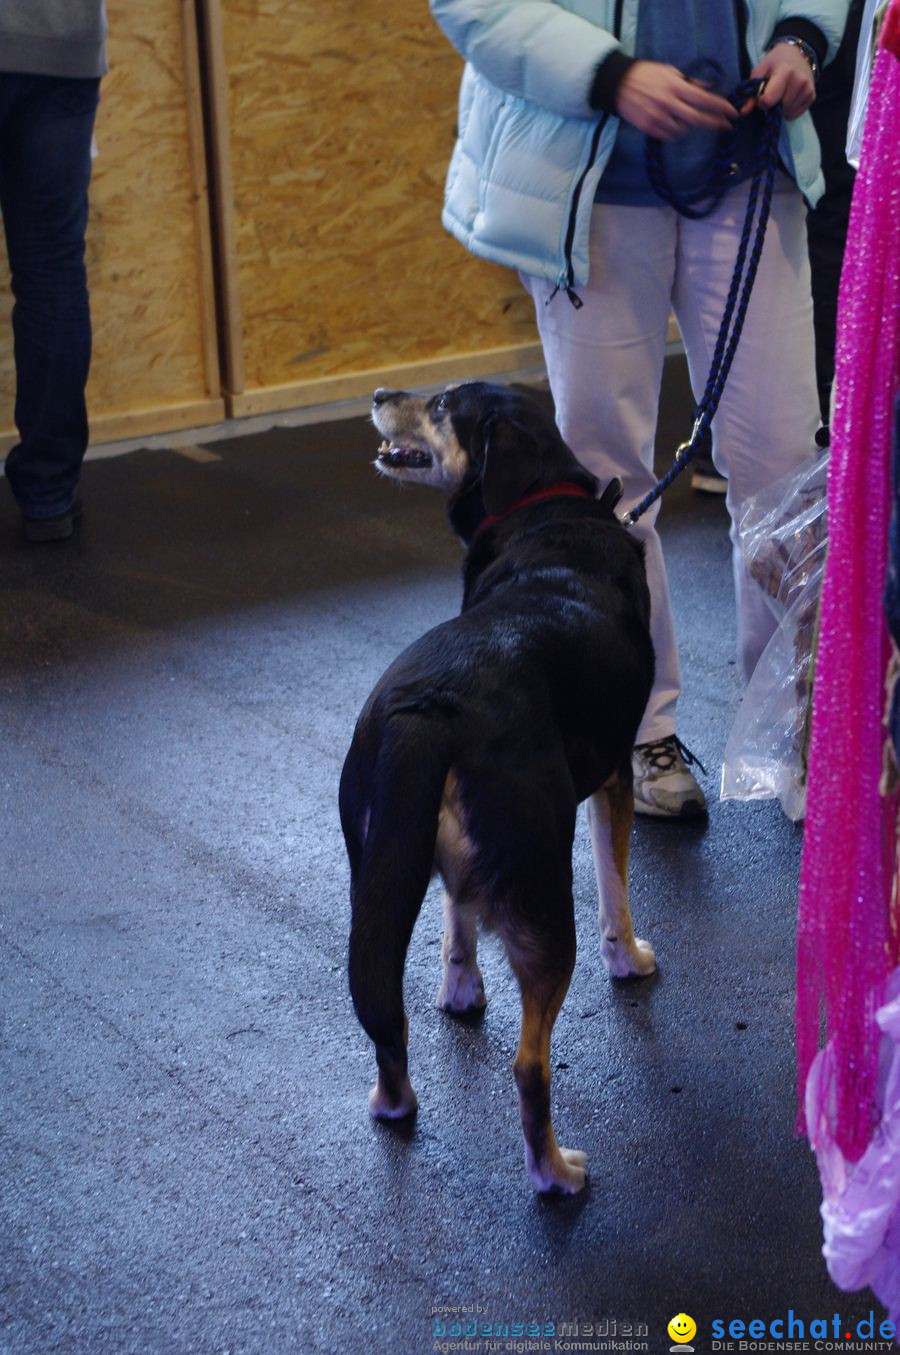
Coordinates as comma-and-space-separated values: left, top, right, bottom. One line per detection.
346, 713, 451, 1090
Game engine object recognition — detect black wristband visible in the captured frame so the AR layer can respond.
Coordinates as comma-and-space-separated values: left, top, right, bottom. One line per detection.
589, 50, 636, 113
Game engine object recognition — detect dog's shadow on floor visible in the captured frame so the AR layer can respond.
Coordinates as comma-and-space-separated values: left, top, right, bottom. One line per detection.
374, 1114, 419, 1146
444, 1006, 488, 1030
534, 1177, 594, 1217
610, 969, 661, 1000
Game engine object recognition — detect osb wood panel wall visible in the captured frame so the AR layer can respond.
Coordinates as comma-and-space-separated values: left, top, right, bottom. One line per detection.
0, 0, 223, 449
218, 0, 542, 417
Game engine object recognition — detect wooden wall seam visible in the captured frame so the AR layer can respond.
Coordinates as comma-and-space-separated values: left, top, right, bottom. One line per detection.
196, 0, 245, 397
181, 0, 222, 400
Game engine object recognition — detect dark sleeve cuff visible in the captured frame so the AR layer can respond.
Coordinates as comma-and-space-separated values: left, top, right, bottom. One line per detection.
588, 50, 636, 113
770, 18, 828, 68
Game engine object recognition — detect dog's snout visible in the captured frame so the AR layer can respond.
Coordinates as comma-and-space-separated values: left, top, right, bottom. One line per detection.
373, 388, 402, 406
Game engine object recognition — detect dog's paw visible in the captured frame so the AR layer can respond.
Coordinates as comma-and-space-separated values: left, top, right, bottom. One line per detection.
601, 934, 657, 978
436, 963, 487, 1015
368, 1074, 418, 1120
528, 1146, 588, 1195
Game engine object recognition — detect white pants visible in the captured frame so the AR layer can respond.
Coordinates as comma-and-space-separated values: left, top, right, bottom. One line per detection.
521, 176, 819, 743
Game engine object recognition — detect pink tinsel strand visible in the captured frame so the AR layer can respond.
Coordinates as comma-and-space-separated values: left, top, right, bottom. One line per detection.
796, 25, 900, 1163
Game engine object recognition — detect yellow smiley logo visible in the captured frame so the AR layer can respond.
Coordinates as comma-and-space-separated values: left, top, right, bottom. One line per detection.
668, 1314, 697, 1345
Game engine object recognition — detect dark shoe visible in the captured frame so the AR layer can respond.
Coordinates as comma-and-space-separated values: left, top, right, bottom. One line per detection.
23, 499, 83, 543
690, 453, 727, 495
632, 735, 708, 818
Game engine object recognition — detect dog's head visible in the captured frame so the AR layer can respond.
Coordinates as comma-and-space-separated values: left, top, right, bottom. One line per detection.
371, 382, 601, 519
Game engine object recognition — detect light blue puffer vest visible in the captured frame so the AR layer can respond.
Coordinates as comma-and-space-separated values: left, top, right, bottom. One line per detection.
431, 0, 850, 289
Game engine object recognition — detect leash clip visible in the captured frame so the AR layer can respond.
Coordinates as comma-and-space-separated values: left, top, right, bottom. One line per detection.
675, 416, 705, 465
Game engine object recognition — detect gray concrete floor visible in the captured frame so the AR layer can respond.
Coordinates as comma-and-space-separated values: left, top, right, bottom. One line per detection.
1, 360, 863, 1355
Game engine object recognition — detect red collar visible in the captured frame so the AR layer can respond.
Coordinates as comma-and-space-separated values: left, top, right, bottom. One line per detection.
477, 481, 594, 536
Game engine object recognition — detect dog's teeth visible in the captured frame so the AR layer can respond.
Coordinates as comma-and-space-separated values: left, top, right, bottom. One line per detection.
378, 441, 390, 454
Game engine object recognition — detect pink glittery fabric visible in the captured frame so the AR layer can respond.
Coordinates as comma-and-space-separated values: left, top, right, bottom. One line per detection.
796, 13, 900, 1165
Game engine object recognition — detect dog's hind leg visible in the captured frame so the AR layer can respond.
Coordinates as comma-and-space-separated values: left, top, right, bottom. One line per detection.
434, 772, 486, 1014
587, 776, 656, 978
339, 735, 370, 891
436, 891, 486, 1014
347, 717, 450, 1121
503, 911, 586, 1194
350, 878, 420, 1120
370, 1018, 417, 1121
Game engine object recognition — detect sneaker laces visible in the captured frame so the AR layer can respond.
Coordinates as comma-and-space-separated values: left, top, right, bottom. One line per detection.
635, 734, 707, 776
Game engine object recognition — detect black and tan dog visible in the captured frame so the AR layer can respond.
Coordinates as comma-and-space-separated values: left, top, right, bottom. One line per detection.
340, 381, 656, 1194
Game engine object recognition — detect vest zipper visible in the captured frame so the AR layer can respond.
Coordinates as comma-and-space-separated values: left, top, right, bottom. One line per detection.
556, 1, 623, 304
557, 112, 608, 305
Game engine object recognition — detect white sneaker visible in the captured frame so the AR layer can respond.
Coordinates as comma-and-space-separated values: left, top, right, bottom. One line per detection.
632, 736, 707, 819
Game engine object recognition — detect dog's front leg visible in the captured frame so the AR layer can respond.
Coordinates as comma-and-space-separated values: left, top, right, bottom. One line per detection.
436, 891, 487, 1014
587, 781, 656, 978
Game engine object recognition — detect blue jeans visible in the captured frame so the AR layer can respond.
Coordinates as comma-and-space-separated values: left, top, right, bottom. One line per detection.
0, 73, 100, 518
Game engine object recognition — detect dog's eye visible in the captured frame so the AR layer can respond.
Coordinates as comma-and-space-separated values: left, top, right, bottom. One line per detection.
434, 393, 448, 416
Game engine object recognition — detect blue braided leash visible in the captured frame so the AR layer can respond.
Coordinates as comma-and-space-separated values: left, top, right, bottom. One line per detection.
621, 76, 783, 528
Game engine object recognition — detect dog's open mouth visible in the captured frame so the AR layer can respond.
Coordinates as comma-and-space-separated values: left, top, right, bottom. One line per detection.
377, 440, 433, 470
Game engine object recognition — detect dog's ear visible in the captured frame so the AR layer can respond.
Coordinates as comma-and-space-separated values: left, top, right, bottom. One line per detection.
481, 415, 544, 516
598, 477, 623, 512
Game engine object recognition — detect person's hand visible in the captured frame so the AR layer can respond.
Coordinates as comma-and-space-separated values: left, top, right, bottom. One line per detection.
748, 43, 816, 119
614, 61, 738, 140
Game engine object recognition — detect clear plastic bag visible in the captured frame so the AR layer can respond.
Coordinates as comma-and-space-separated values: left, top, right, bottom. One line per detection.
846, 0, 887, 169
721, 453, 828, 821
